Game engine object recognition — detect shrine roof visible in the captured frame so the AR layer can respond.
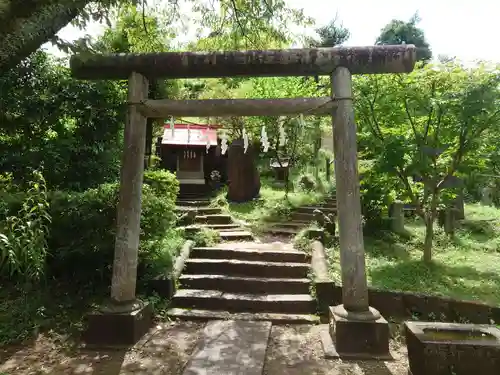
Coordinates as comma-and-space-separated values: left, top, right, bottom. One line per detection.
161, 123, 218, 146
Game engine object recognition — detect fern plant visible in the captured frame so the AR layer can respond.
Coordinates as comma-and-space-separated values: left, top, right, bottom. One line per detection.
0, 170, 51, 282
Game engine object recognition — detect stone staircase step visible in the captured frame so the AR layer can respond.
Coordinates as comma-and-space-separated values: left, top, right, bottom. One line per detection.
190, 247, 309, 263
176, 206, 222, 215
179, 274, 311, 294
265, 222, 308, 228
263, 226, 300, 235
297, 206, 337, 214
190, 224, 241, 230
291, 212, 316, 221
184, 258, 309, 278
175, 199, 211, 207
167, 308, 319, 324
195, 214, 233, 225
219, 230, 254, 241
172, 289, 316, 314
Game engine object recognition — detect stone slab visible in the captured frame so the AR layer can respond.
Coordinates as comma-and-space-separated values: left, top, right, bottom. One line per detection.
328, 305, 392, 360
83, 301, 152, 348
182, 319, 272, 375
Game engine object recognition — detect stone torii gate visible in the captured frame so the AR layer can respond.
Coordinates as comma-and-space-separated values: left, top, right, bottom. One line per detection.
70, 45, 417, 353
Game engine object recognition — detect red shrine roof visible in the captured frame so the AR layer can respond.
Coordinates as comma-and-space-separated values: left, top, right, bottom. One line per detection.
161, 123, 219, 146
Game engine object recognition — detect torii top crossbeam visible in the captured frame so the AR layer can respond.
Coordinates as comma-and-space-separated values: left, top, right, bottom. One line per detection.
70, 45, 417, 80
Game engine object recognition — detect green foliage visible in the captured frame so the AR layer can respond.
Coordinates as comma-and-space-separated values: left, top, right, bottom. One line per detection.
143, 169, 180, 201
186, 228, 221, 247
376, 13, 432, 62
296, 173, 316, 192
192, 0, 312, 51
355, 62, 500, 260
307, 17, 350, 47
0, 171, 50, 282
47, 183, 177, 283
327, 204, 500, 306
0, 51, 125, 191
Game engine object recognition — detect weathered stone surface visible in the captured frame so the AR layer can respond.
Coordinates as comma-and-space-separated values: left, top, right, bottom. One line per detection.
227, 140, 260, 203
482, 186, 494, 206
405, 321, 500, 375
190, 247, 308, 263
219, 230, 254, 241
184, 258, 309, 278
83, 301, 152, 347
70, 45, 417, 80
168, 308, 319, 324
182, 320, 271, 375
179, 274, 310, 294
172, 289, 315, 314
328, 305, 391, 359
194, 214, 233, 224
390, 201, 405, 233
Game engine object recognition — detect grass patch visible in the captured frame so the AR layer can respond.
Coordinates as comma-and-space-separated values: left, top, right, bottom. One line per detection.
213, 176, 333, 226
326, 203, 500, 306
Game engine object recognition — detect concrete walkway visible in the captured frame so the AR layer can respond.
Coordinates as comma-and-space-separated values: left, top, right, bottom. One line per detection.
182, 320, 271, 375
0, 321, 409, 375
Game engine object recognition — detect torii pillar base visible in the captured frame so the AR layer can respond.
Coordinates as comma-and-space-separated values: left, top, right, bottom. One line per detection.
83, 300, 152, 348
323, 305, 392, 360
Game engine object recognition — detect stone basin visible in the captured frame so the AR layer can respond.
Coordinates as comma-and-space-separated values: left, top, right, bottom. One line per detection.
405, 321, 500, 375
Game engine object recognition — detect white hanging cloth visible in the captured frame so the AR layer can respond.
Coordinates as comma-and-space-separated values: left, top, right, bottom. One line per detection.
170, 117, 175, 138
261, 125, 269, 153
242, 128, 249, 154
221, 130, 228, 155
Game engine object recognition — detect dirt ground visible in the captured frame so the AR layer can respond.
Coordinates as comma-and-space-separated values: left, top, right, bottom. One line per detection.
0, 321, 408, 375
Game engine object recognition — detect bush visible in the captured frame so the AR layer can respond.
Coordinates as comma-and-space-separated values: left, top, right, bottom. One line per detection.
143, 169, 179, 202
186, 227, 221, 247
296, 173, 316, 192
1, 179, 180, 285
47, 182, 178, 284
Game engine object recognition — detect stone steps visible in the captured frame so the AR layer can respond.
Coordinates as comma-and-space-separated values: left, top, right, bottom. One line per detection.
176, 199, 211, 207
168, 244, 317, 323
178, 274, 311, 294
259, 196, 337, 236
184, 258, 309, 278
219, 230, 254, 241
264, 226, 301, 236
190, 247, 309, 263
296, 206, 337, 214
195, 214, 233, 225
172, 289, 315, 314
167, 308, 319, 324
291, 212, 316, 222
176, 207, 222, 215
187, 224, 241, 231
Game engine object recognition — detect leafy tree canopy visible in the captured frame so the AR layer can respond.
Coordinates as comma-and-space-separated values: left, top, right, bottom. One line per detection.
355, 62, 500, 261
376, 12, 432, 62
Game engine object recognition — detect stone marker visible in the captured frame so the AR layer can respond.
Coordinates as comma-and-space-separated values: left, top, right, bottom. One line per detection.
390, 201, 405, 233
183, 320, 272, 375
482, 186, 494, 206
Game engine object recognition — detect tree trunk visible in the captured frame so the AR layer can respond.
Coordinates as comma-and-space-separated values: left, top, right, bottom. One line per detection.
423, 217, 434, 263
0, 0, 89, 75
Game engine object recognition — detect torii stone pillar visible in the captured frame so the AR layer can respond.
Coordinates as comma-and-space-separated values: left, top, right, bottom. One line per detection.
329, 66, 390, 359
84, 72, 153, 346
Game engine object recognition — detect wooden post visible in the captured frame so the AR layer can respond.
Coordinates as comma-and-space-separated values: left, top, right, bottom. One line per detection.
110, 72, 149, 305
331, 67, 370, 313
